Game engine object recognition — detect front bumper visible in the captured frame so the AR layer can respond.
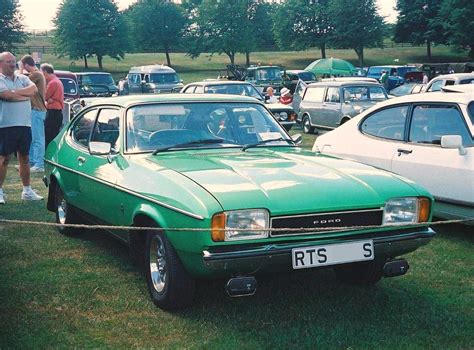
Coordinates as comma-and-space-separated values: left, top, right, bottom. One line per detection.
202, 227, 435, 273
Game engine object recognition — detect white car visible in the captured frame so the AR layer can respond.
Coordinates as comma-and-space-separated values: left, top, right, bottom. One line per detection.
313, 92, 474, 223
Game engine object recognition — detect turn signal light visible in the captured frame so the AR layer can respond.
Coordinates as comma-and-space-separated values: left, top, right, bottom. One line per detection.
418, 197, 431, 223
211, 212, 226, 242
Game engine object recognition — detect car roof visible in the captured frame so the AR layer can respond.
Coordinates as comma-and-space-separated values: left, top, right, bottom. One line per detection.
128, 65, 176, 73
285, 70, 312, 74
429, 73, 474, 80
368, 91, 473, 107
186, 80, 253, 86
440, 84, 474, 93
55, 70, 77, 79
76, 72, 112, 75
369, 65, 417, 69
307, 81, 382, 87
87, 93, 262, 108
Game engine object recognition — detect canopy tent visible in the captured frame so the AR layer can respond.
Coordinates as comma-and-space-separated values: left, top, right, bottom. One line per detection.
305, 58, 357, 77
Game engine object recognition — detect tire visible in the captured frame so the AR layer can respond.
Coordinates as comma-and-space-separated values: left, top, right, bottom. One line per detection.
55, 185, 82, 235
334, 260, 383, 285
145, 230, 195, 310
302, 115, 315, 134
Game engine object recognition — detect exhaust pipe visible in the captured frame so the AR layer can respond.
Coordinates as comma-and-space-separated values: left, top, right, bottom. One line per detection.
383, 258, 409, 278
226, 276, 257, 297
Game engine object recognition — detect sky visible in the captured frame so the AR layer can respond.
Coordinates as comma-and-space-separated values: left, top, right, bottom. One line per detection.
18, 0, 398, 30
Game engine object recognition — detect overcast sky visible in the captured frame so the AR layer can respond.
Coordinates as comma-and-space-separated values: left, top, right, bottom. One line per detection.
18, 0, 397, 30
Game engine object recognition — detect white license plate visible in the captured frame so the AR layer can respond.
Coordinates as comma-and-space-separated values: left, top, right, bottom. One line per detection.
292, 240, 374, 270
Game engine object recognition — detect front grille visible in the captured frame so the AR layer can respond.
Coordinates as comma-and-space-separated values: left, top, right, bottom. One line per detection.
270, 208, 384, 237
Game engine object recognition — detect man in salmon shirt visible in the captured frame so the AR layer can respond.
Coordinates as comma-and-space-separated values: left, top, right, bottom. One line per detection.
41, 63, 64, 146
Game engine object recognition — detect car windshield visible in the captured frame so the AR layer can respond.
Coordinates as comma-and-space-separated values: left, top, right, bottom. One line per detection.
390, 84, 416, 96
255, 68, 282, 81
367, 67, 384, 76
81, 74, 114, 85
204, 84, 262, 100
468, 102, 474, 125
126, 102, 290, 153
149, 73, 179, 84
342, 86, 387, 102
298, 71, 316, 81
59, 78, 78, 96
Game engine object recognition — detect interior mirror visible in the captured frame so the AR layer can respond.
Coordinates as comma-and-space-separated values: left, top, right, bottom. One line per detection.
441, 135, 467, 155
291, 133, 302, 145
89, 141, 111, 155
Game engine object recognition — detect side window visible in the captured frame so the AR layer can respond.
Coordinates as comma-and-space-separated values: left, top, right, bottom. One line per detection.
183, 86, 196, 94
91, 108, 121, 150
303, 87, 325, 102
194, 85, 204, 93
428, 80, 444, 92
460, 78, 474, 85
445, 80, 455, 86
325, 87, 340, 102
409, 104, 472, 146
71, 109, 98, 147
361, 105, 408, 140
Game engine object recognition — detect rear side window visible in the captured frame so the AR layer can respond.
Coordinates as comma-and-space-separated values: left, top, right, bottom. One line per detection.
460, 78, 474, 84
91, 108, 120, 150
361, 105, 408, 141
468, 102, 474, 124
71, 109, 98, 147
325, 87, 340, 102
303, 87, 325, 102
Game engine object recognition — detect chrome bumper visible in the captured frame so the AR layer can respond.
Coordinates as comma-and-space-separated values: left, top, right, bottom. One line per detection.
202, 228, 435, 272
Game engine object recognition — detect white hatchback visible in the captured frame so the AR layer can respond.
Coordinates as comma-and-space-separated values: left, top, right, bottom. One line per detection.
314, 91, 474, 223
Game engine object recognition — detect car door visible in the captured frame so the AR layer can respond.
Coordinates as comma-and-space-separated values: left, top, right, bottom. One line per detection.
322, 87, 342, 128
77, 107, 125, 226
292, 79, 307, 115
128, 73, 141, 94
391, 103, 474, 204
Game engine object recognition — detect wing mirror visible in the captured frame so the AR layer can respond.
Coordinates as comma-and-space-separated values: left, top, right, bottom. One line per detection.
291, 133, 302, 145
441, 135, 467, 155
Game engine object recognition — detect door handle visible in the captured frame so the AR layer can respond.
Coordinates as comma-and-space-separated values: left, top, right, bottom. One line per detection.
77, 156, 86, 164
397, 148, 413, 156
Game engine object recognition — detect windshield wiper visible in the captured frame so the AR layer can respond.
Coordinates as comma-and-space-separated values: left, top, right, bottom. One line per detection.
242, 137, 294, 151
152, 138, 225, 154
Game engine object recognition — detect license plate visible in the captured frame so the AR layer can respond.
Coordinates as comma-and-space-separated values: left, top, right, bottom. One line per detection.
292, 240, 374, 270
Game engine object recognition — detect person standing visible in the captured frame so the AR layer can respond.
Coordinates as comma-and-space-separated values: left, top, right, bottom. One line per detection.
0, 52, 43, 204
380, 70, 389, 90
41, 63, 64, 146
20, 55, 46, 172
422, 73, 429, 84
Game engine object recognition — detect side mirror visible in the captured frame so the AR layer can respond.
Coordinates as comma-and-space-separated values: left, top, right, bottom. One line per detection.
89, 141, 111, 156
291, 133, 302, 145
441, 135, 467, 155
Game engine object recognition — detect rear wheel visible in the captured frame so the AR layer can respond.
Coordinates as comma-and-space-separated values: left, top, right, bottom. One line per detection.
145, 230, 195, 310
302, 116, 315, 134
334, 260, 383, 285
55, 185, 82, 235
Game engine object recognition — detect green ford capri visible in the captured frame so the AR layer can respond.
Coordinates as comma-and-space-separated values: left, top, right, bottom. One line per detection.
44, 94, 435, 310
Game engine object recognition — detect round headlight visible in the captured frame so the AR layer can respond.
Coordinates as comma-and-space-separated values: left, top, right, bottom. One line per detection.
279, 112, 288, 120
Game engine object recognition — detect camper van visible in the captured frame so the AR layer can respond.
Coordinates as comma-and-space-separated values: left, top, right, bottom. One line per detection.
122, 65, 183, 94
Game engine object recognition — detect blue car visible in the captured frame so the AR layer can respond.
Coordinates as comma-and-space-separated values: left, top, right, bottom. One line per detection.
367, 65, 419, 91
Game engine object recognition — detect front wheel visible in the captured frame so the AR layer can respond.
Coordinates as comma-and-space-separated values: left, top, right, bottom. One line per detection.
145, 230, 195, 310
302, 116, 315, 134
334, 260, 383, 285
55, 185, 82, 235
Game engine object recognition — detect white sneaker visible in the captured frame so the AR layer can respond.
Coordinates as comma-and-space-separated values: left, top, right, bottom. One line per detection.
21, 189, 44, 201
30, 166, 44, 173
0, 192, 5, 204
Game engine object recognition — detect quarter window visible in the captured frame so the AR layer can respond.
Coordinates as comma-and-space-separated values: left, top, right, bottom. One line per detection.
361, 106, 408, 140
409, 104, 472, 146
71, 109, 97, 147
303, 87, 325, 102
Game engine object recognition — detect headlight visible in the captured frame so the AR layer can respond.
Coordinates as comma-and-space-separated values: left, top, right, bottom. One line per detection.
211, 209, 270, 241
278, 112, 288, 120
383, 197, 430, 225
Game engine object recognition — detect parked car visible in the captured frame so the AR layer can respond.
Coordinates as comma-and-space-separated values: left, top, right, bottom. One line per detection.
76, 72, 118, 97
245, 65, 283, 94
122, 65, 183, 95
55, 70, 81, 126
282, 70, 317, 93
423, 73, 474, 93
367, 65, 419, 91
314, 92, 474, 223
44, 94, 435, 310
296, 81, 388, 134
389, 83, 425, 97
180, 80, 297, 130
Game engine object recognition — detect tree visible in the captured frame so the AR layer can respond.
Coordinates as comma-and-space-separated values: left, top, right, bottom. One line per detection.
273, 0, 332, 59
0, 0, 27, 52
328, 0, 385, 67
186, 0, 252, 65
125, 0, 186, 66
53, 0, 127, 70
439, 0, 474, 58
394, 0, 445, 60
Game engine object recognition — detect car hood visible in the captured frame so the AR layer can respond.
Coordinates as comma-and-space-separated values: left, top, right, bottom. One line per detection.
267, 103, 293, 112
147, 148, 422, 215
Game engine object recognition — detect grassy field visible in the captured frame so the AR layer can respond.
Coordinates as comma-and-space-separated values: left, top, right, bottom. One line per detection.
0, 132, 473, 348
15, 44, 471, 83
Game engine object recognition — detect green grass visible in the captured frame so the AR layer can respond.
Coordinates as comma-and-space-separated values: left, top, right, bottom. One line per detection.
0, 142, 473, 348
16, 44, 470, 83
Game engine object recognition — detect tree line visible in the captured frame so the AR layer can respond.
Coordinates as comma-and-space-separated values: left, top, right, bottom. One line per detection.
1, 0, 473, 70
